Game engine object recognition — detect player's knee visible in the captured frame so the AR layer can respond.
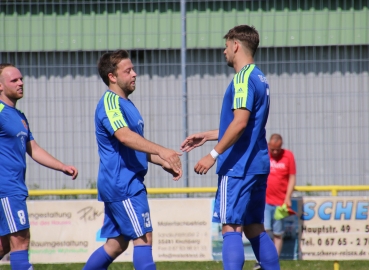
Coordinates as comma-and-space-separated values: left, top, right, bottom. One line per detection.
104, 237, 128, 258
134, 232, 153, 246
9, 229, 31, 251
243, 223, 265, 239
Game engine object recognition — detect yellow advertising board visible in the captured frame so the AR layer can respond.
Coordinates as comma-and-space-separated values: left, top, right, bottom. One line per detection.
299, 197, 369, 260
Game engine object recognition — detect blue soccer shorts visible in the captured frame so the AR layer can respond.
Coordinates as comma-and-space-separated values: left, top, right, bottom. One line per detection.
101, 190, 153, 241
264, 203, 285, 236
0, 195, 30, 236
212, 174, 268, 225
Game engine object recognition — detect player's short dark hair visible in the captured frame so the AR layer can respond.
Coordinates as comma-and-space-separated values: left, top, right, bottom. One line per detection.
223, 25, 259, 57
0, 63, 16, 76
97, 50, 130, 86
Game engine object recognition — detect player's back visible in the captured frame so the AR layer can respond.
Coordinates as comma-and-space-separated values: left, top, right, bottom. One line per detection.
242, 65, 270, 174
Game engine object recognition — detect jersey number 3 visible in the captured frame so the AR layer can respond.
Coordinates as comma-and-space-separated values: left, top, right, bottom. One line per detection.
142, 212, 151, 228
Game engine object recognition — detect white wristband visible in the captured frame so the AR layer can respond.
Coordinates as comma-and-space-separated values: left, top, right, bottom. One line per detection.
210, 149, 219, 160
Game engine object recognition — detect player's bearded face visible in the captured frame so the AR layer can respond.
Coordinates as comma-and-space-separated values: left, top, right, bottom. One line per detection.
0, 67, 24, 100
115, 59, 136, 93
224, 40, 234, 68
117, 76, 135, 92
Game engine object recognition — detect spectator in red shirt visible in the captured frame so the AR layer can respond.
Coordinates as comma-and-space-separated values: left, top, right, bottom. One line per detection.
265, 134, 296, 256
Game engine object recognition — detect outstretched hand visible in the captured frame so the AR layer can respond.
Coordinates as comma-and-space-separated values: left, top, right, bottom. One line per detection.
180, 133, 207, 152
158, 149, 182, 175
162, 161, 182, 181
61, 165, 78, 180
194, 154, 216, 175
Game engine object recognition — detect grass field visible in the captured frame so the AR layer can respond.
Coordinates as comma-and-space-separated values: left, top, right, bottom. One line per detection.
1, 261, 369, 270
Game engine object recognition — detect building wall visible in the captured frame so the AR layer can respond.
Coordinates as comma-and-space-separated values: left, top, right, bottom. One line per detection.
1, 0, 368, 195
1, 1, 368, 51
1, 46, 367, 194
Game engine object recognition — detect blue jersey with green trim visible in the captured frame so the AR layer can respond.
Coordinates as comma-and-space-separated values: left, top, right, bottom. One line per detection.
95, 90, 148, 202
0, 101, 34, 197
216, 64, 270, 177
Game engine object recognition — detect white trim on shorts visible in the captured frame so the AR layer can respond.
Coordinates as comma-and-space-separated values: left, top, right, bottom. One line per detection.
220, 176, 228, 224
122, 198, 143, 237
1, 197, 18, 233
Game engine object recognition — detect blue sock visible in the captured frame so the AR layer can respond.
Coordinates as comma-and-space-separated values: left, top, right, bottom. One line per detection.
133, 245, 156, 270
83, 246, 113, 270
10, 250, 33, 270
222, 232, 244, 270
249, 232, 280, 270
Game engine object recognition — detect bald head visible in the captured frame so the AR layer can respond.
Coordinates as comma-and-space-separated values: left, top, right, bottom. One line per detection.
269, 133, 282, 143
0, 63, 15, 74
0, 63, 18, 85
0, 63, 24, 106
268, 134, 283, 159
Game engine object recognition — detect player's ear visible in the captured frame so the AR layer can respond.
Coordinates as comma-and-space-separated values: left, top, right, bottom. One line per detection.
233, 40, 240, 53
107, 72, 116, 84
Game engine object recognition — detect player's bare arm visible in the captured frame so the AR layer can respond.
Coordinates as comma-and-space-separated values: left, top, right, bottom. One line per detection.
214, 109, 250, 154
26, 140, 78, 179
284, 174, 296, 207
180, 129, 219, 152
115, 126, 182, 174
147, 154, 182, 181
194, 109, 250, 175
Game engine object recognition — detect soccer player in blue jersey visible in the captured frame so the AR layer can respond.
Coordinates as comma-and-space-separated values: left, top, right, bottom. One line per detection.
180, 25, 280, 270
83, 50, 182, 270
0, 63, 78, 269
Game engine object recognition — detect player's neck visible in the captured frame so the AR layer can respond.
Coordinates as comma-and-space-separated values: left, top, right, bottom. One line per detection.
233, 56, 254, 73
0, 95, 17, 107
108, 86, 130, 100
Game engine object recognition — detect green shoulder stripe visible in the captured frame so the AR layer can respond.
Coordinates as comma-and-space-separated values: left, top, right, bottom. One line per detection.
103, 91, 127, 132
0, 103, 4, 112
233, 64, 255, 109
